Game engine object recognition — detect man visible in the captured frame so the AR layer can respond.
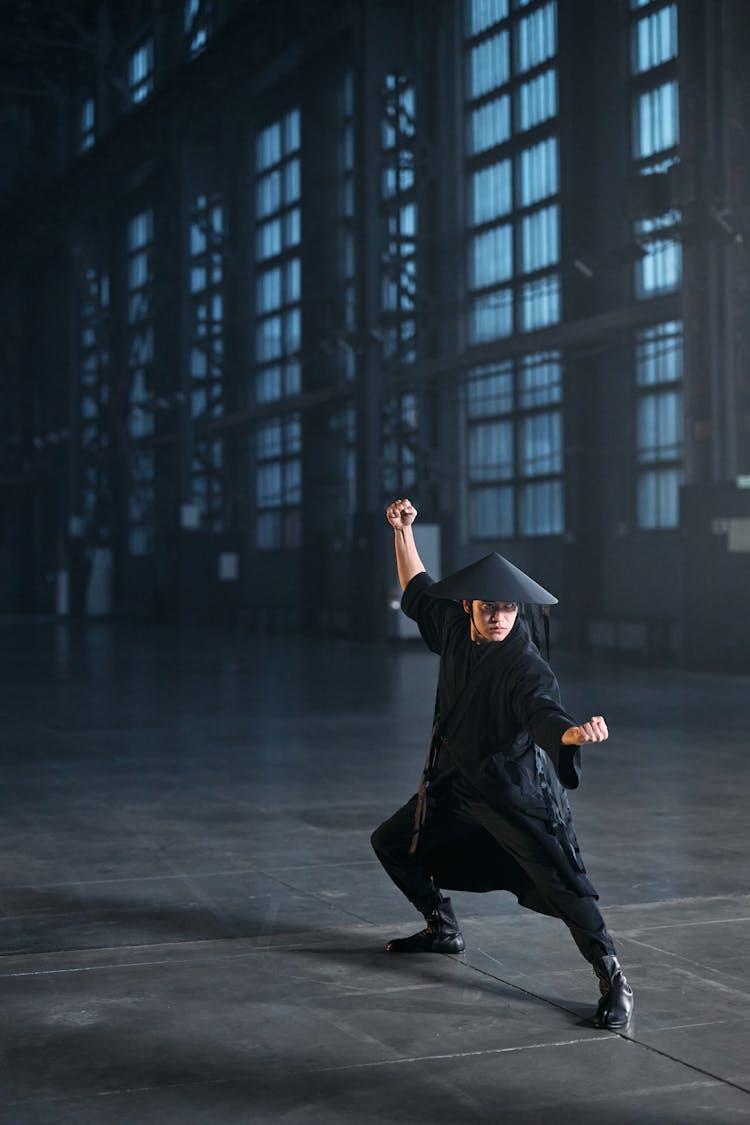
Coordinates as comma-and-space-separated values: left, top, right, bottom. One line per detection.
371, 498, 633, 1031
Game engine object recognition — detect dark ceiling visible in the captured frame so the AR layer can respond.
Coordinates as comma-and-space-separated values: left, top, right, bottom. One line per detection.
0, 0, 98, 100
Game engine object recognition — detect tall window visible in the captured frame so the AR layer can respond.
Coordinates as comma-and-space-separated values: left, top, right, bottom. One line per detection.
335, 73, 357, 536
338, 70, 356, 382
383, 394, 417, 496
629, 1, 680, 296
126, 209, 155, 555
253, 110, 302, 548
188, 193, 224, 530
381, 73, 419, 496
128, 39, 154, 105
331, 405, 356, 540
255, 415, 301, 549
184, 0, 212, 57
79, 96, 95, 152
254, 110, 301, 405
463, 1, 563, 538
467, 352, 563, 538
78, 266, 110, 537
381, 73, 416, 365
636, 321, 683, 528
464, 0, 560, 343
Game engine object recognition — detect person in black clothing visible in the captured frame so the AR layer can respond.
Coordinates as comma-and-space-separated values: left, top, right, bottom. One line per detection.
371, 498, 633, 1031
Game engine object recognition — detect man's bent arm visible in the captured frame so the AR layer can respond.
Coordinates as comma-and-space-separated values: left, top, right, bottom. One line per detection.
561, 716, 609, 745
386, 498, 426, 591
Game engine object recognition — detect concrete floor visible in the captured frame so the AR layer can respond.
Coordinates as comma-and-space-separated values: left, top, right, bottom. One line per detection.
1, 619, 749, 1124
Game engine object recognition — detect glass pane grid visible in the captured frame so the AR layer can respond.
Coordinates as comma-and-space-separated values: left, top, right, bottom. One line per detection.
254, 108, 302, 424
630, 3, 680, 299
78, 265, 111, 538
464, 0, 560, 344
466, 351, 564, 537
188, 194, 225, 529
128, 40, 154, 104
637, 467, 681, 529
334, 77, 358, 387
635, 321, 683, 529
631, 3, 677, 73
253, 411, 302, 549
379, 68, 419, 439
185, 0, 213, 57
253, 110, 302, 547
126, 210, 156, 551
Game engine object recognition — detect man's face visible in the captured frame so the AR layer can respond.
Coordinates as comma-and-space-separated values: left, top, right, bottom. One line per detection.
463, 600, 518, 643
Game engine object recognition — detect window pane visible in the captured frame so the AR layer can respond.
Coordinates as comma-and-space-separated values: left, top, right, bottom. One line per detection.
467, 31, 510, 98
632, 5, 677, 73
467, 96, 511, 154
520, 274, 560, 330
284, 307, 301, 353
634, 81, 679, 159
257, 267, 282, 314
636, 321, 683, 384
518, 411, 562, 476
285, 158, 300, 204
520, 205, 559, 273
636, 217, 681, 294
516, 69, 557, 131
470, 484, 514, 537
519, 479, 563, 535
469, 289, 513, 342
284, 457, 301, 503
286, 208, 301, 246
257, 366, 282, 403
257, 172, 281, 217
637, 390, 682, 462
257, 419, 282, 459
466, 0, 509, 36
286, 258, 301, 302
256, 123, 281, 170
469, 225, 514, 288
468, 419, 514, 480
285, 109, 301, 153
518, 137, 558, 207
515, 3, 556, 75
518, 353, 561, 407
284, 360, 301, 396
128, 211, 153, 250
469, 160, 512, 225
256, 315, 282, 361
467, 363, 514, 417
638, 467, 681, 528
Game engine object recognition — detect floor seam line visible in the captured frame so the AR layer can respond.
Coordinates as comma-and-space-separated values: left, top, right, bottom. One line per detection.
458, 957, 750, 1100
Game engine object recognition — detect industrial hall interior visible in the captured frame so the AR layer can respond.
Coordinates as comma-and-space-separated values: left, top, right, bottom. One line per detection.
1, 1, 750, 1123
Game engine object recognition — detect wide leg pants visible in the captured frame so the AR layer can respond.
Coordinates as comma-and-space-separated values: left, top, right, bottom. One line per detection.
371, 782, 617, 965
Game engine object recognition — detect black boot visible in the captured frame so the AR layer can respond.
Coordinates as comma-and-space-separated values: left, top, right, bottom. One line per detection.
386, 898, 465, 954
593, 955, 633, 1030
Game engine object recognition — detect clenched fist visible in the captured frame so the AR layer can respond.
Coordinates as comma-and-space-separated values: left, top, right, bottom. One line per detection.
386, 498, 417, 530
561, 716, 609, 745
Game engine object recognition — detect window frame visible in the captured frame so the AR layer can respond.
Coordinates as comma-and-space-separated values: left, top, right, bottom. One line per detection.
465, 350, 565, 539
464, 0, 561, 344
634, 320, 684, 530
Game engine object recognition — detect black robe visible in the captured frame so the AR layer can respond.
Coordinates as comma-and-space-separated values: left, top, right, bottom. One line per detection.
402, 571, 598, 901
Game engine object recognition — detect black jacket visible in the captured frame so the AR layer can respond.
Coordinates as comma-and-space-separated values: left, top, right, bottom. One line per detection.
403, 572, 597, 900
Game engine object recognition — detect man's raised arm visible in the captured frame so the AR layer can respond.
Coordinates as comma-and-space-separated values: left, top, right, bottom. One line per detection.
386, 498, 426, 592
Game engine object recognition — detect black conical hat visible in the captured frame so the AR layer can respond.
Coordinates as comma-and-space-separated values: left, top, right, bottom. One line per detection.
427, 552, 558, 605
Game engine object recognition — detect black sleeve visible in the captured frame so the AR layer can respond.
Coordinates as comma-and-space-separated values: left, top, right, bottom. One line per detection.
508, 657, 582, 789
401, 572, 460, 655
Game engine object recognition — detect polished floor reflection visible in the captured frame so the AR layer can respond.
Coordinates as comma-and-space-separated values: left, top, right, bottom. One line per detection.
1, 620, 749, 1124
